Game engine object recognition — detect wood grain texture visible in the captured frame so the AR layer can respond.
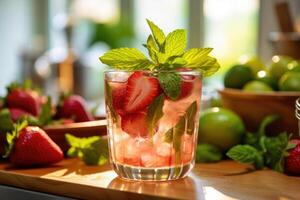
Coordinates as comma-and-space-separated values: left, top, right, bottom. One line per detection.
0, 159, 299, 200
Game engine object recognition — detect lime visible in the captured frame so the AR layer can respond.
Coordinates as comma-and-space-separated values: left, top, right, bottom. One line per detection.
279, 72, 300, 91
287, 60, 300, 72
224, 64, 254, 89
243, 80, 273, 92
255, 70, 278, 90
240, 55, 265, 74
268, 55, 293, 80
198, 107, 245, 151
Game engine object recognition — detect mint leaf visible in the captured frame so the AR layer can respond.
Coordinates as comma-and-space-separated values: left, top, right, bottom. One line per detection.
183, 48, 220, 76
146, 19, 165, 48
183, 48, 213, 66
99, 48, 154, 70
0, 109, 14, 132
146, 95, 164, 137
158, 72, 181, 100
261, 132, 289, 173
163, 101, 198, 163
194, 57, 220, 77
65, 134, 108, 166
145, 35, 159, 64
226, 145, 264, 169
185, 101, 198, 135
196, 144, 222, 163
165, 29, 186, 57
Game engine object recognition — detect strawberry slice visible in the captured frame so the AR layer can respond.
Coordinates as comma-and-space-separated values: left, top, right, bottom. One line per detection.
177, 68, 195, 99
124, 72, 160, 113
179, 79, 194, 99
121, 112, 148, 137
111, 82, 127, 116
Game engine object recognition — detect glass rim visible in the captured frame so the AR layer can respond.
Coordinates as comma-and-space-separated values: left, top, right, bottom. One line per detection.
104, 69, 202, 76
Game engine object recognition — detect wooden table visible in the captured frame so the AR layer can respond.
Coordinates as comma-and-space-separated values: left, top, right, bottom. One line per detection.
0, 158, 299, 200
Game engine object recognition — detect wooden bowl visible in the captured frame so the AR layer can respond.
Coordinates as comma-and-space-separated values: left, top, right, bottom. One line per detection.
218, 89, 300, 137
44, 119, 107, 152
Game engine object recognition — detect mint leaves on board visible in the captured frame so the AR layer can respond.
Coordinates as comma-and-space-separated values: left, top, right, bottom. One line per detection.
196, 144, 223, 163
99, 19, 220, 76
226, 115, 292, 173
65, 134, 108, 166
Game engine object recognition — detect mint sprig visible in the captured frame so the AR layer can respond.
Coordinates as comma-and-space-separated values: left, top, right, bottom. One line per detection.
164, 101, 198, 163
226, 115, 292, 173
99, 19, 220, 76
65, 134, 108, 166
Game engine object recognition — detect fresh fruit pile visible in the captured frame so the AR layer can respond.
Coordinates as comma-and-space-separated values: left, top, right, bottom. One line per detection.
224, 55, 300, 92
0, 81, 95, 133
196, 107, 300, 176
100, 19, 220, 168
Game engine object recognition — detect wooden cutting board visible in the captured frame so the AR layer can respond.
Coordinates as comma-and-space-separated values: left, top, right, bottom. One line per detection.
0, 159, 299, 200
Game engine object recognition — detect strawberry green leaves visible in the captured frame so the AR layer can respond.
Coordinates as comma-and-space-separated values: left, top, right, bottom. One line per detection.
3, 121, 28, 158
65, 134, 108, 166
0, 109, 14, 132
99, 19, 220, 77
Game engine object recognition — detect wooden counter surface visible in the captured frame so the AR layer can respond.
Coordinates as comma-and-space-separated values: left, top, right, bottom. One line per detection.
0, 158, 299, 200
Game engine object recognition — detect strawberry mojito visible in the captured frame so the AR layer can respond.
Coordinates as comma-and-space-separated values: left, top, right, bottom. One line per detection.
100, 20, 219, 180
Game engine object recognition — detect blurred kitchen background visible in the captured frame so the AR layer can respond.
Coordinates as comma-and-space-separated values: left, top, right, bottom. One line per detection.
0, 0, 299, 111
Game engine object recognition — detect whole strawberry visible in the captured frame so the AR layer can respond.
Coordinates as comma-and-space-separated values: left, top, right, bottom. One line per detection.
285, 139, 300, 175
57, 94, 94, 122
4, 122, 63, 167
7, 89, 40, 116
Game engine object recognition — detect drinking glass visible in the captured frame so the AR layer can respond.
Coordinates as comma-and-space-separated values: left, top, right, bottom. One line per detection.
104, 70, 202, 181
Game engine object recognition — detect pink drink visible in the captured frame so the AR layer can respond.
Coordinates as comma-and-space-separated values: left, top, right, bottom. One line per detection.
105, 70, 202, 181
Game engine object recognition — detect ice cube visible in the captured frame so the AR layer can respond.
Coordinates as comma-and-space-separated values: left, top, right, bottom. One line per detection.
121, 137, 141, 166
141, 150, 170, 167
181, 134, 195, 164
156, 142, 174, 157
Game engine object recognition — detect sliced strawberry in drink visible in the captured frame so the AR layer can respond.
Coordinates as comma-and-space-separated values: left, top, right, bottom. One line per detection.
121, 112, 148, 137
176, 68, 195, 99
124, 72, 160, 113
111, 82, 127, 116
179, 80, 193, 99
